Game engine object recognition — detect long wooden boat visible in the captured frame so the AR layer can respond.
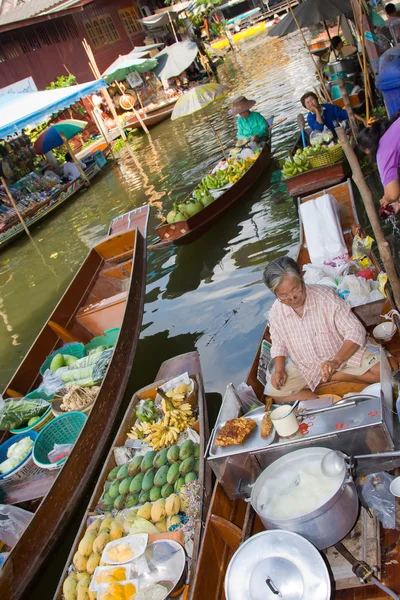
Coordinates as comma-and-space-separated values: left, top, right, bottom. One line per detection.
0, 205, 149, 599
0, 147, 112, 251
125, 98, 178, 130
53, 351, 212, 600
283, 133, 350, 198
191, 180, 400, 599
149, 140, 273, 250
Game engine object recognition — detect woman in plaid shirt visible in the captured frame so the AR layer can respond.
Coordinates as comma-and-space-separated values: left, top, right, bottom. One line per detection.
263, 257, 396, 403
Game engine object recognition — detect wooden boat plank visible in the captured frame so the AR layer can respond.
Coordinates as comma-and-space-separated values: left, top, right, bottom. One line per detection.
0, 206, 149, 599
2, 472, 57, 505
150, 141, 273, 249
53, 351, 211, 600
285, 159, 350, 197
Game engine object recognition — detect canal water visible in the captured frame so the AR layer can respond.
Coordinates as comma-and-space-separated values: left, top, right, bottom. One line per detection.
0, 30, 390, 597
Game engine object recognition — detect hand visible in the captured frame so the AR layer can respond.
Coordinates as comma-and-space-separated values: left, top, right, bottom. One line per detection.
380, 196, 390, 207
320, 359, 341, 383
271, 370, 287, 390
253, 134, 260, 143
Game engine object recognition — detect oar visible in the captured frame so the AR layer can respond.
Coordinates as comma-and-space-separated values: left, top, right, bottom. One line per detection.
297, 114, 307, 148
268, 117, 287, 130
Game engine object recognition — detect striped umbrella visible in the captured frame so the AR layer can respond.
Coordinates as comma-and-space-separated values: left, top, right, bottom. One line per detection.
171, 83, 229, 158
34, 119, 87, 154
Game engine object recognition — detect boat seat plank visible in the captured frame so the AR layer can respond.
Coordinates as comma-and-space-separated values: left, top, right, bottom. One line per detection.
210, 515, 242, 552
48, 321, 83, 344
76, 291, 128, 337
102, 259, 132, 280
94, 229, 136, 263
2, 472, 58, 505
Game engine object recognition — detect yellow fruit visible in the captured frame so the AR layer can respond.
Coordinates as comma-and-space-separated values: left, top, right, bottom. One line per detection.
107, 547, 120, 562
100, 514, 114, 531
124, 583, 136, 599
116, 548, 135, 562
89, 591, 97, 600
166, 515, 181, 530
79, 531, 97, 557
107, 583, 125, 600
175, 383, 189, 395
111, 567, 126, 581
155, 518, 167, 533
86, 552, 100, 574
93, 531, 110, 555
63, 573, 78, 600
76, 576, 90, 600
87, 519, 102, 533
100, 595, 114, 600
137, 502, 152, 521
73, 551, 88, 573
76, 572, 91, 582
151, 498, 166, 523
109, 521, 124, 542
165, 494, 180, 516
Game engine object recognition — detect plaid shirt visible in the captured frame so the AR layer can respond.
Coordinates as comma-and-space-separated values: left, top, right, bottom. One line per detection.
269, 285, 367, 391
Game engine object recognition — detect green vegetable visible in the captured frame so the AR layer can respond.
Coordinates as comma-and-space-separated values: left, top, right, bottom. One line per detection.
136, 399, 158, 423
60, 348, 113, 387
0, 398, 50, 431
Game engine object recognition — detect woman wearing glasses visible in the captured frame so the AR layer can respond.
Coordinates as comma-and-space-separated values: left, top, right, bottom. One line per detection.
263, 257, 390, 403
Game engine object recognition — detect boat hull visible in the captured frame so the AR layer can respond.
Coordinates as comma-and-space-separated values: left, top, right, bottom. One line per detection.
284, 159, 350, 197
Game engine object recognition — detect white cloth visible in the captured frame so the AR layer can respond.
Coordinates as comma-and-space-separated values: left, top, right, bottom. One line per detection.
63, 159, 86, 181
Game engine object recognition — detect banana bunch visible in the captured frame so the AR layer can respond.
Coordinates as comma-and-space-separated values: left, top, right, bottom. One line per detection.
165, 404, 195, 431
142, 418, 181, 450
282, 148, 312, 179
127, 420, 152, 440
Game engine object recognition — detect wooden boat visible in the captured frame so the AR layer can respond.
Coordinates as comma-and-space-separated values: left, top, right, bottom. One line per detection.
149, 141, 273, 249
53, 351, 212, 600
0, 205, 149, 600
0, 146, 112, 251
190, 180, 400, 599
283, 133, 350, 198
125, 98, 178, 130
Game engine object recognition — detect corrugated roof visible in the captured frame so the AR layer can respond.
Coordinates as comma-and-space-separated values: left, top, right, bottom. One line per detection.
0, 0, 82, 27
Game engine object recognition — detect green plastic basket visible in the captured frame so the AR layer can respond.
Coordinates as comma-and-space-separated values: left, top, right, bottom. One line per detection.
32, 411, 87, 470
10, 389, 55, 435
84, 328, 120, 353
40, 342, 86, 376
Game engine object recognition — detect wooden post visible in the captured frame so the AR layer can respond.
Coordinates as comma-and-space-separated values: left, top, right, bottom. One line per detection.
336, 127, 400, 308
168, 11, 179, 43
337, 78, 359, 138
60, 132, 90, 186
204, 109, 227, 160
115, 81, 150, 135
0, 176, 31, 237
288, 3, 332, 102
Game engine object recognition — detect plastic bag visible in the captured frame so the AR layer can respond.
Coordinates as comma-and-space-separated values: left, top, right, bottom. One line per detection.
361, 472, 395, 529
0, 396, 50, 431
39, 369, 66, 397
48, 443, 73, 463
352, 231, 374, 269
237, 383, 263, 413
338, 274, 371, 307
0, 505, 33, 547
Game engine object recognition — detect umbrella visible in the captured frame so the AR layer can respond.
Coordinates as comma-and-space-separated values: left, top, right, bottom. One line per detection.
131, 44, 164, 53
152, 41, 199, 80
171, 83, 229, 158
102, 54, 158, 83
268, 0, 352, 37
34, 119, 87, 154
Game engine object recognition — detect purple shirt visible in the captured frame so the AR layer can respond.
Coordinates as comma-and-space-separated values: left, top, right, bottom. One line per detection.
377, 118, 400, 187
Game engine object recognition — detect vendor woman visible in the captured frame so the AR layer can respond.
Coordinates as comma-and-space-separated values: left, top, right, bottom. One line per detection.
263, 256, 397, 403
301, 91, 366, 136
358, 114, 400, 213
230, 96, 268, 143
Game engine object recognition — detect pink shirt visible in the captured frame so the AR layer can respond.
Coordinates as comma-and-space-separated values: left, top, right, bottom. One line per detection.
269, 285, 367, 391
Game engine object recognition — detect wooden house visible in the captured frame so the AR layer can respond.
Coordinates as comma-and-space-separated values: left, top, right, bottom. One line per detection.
0, 0, 163, 89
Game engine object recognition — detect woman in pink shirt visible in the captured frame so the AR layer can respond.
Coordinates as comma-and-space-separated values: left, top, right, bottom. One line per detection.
263, 257, 396, 403
358, 114, 400, 213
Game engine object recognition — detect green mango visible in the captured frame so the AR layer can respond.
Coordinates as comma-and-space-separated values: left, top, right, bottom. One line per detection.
185, 472, 197, 484
174, 477, 185, 493
193, 444, 200, 458
129, 472, 144, 494
114, 494, 126, 511
107, 465, 120, 481
117, 463, 129, 481
153, 448, 169, 469
108, 480, 120, 499
194, 458, 200, 473
161, 483, 174, 498
103, 492, 114, 506
125, 493, 139, 509
167, 445, 180, 464
128, 455, 143, 477
154, 465, 169, 488
179, 456, 194, 475
141, 451, 157, 473
50, 353, 64, 371
142, 468, 156, 492
167, 463, 180, 485
149, 486, 162, 502
179, 440, 194, 461
119, 477, 132, 495
139, 490, 150, 504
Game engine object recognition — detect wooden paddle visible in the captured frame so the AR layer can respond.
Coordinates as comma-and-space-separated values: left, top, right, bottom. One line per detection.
297, 113, 307, 148
268, 117, 287, 130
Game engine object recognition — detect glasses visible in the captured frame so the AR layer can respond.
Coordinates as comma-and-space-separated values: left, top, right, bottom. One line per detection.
276, 283, 305, 304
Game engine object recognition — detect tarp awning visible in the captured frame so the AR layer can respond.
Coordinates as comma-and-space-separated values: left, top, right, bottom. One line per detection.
0, 79, 107, 139
268, 0, 352, 37
152, 41, 198, 80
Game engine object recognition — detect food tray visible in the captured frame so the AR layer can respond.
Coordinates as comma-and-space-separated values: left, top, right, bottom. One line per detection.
102, 534, 148, 565
208, 406, 276, 458
90, 565, 134, 592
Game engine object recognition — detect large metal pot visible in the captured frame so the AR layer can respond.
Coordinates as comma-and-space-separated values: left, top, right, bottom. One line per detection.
328, 56, 359, 75
250, 447, 359, 550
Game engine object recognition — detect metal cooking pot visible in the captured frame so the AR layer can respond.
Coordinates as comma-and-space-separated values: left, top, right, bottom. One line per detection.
328, 56, 359, 75
250, 447, 359, 550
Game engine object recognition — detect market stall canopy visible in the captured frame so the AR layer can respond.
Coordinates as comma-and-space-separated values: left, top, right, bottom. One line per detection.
33, 119, 87, 154
0, 79, 106, 139
102, 54, 158, 83
138, 12, 178, 27
268, 0, 352, 37
153, 41, 199, 80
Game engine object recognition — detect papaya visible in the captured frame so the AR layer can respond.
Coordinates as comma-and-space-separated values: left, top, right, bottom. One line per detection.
154, 465, 169, 488
142, 468, 156, 492
141, 450, 157, 472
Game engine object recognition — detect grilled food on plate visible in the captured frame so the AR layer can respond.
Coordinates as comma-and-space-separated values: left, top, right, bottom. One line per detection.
216, 417, 256, 447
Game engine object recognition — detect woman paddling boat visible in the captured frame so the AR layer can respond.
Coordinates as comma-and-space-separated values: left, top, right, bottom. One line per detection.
230, 96, 269, 144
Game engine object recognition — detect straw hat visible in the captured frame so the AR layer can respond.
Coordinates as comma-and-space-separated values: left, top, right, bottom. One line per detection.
229, 96, 256, 116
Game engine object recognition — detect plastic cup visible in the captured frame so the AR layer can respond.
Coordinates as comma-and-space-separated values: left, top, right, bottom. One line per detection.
270, 404, 299, 438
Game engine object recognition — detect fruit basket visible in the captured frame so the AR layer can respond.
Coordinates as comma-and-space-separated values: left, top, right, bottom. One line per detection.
40, 342, 86, 375
310, 145, 344, 168
84, 328, 120, 353
33, 411, 87, 470
10, 390, 54, 435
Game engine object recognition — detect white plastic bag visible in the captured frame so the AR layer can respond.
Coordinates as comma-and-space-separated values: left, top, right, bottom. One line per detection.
0, 505, 33, 547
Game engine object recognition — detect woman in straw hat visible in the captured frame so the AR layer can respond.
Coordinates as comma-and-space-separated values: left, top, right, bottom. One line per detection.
229, 96, 268, 143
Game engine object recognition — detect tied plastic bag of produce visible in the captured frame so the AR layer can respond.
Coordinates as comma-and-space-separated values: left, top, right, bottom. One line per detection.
48, 443, 73, 464
0, 396, 50, 431
361, 472, 395, 529
0, 505, 33, 548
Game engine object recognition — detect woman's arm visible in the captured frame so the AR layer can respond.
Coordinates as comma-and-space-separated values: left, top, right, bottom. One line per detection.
380, 179, 400, 206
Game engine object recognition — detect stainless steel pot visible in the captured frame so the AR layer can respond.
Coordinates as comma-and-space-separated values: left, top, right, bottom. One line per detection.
250, 447, 359, 550
328, 56, 359, 75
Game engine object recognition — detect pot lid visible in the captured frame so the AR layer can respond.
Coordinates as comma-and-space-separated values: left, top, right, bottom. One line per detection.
225, 530, 331, 600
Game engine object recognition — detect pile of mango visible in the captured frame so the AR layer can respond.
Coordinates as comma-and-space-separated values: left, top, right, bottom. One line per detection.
98, 441, 200, 512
